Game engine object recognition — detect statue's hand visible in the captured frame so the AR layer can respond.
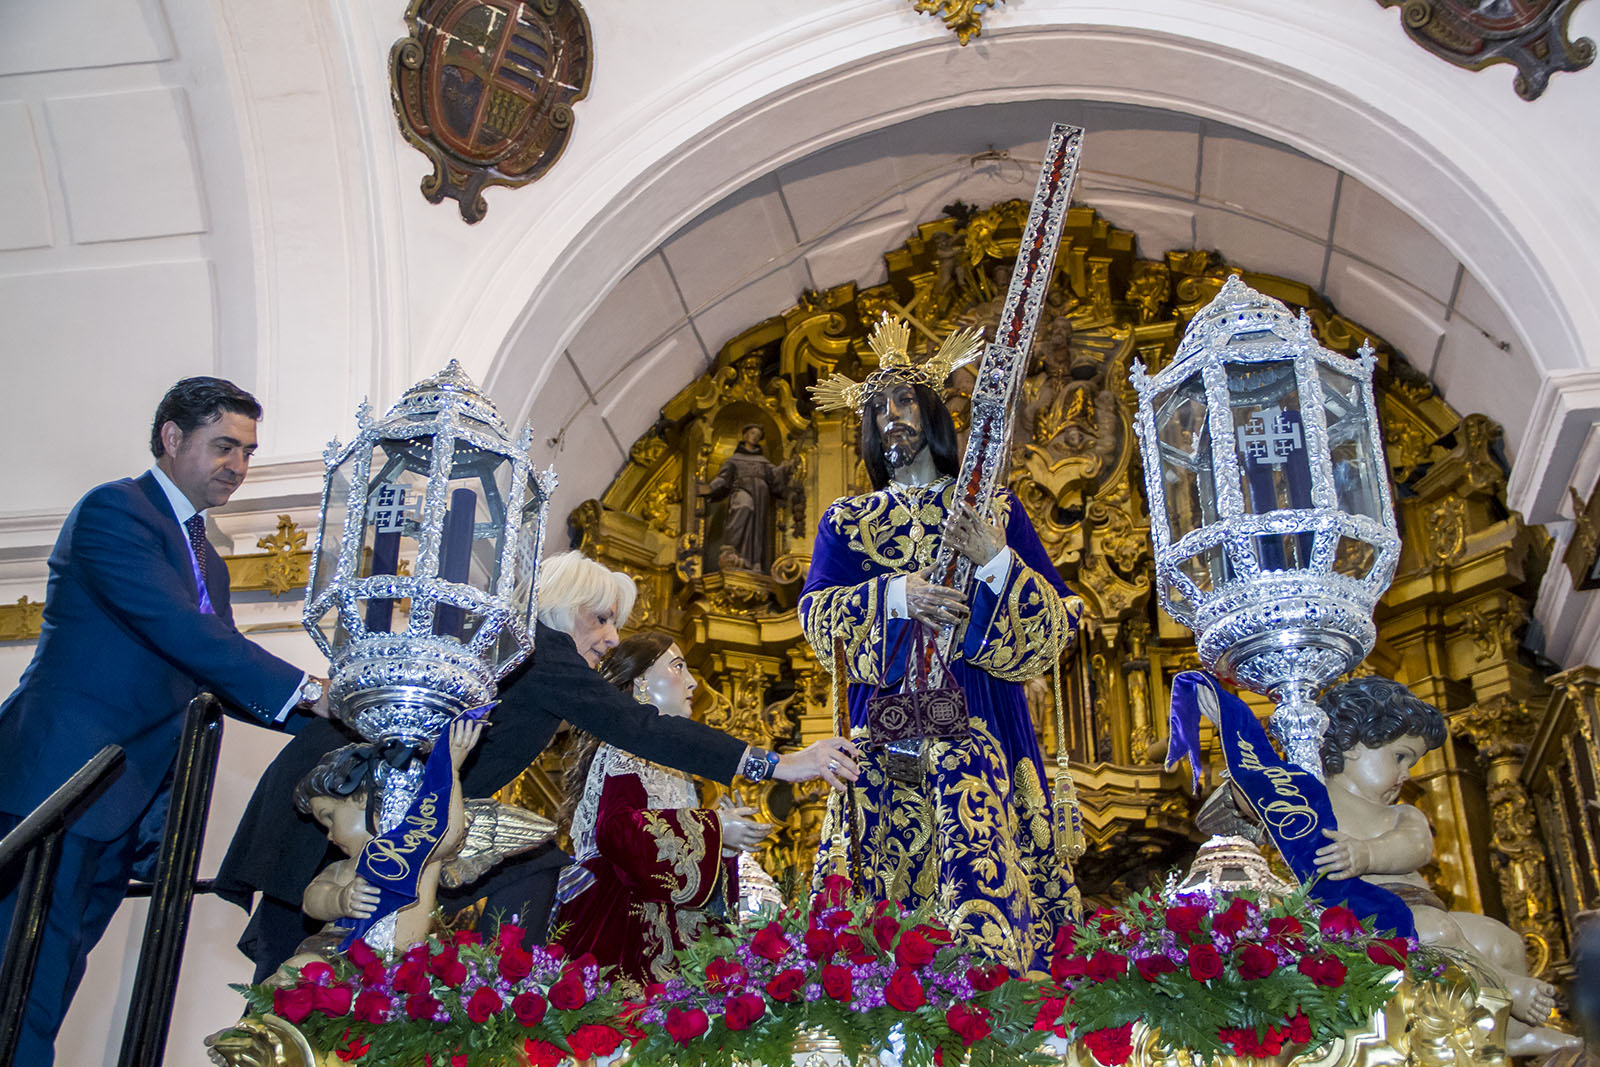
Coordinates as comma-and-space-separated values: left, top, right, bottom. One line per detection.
716, 804, 774, 853
447, 717, 485, 769
341, 875, 380, 919
944, 503, 1005, 566
905, 569, 969, 627
1314, 828, 1372, 880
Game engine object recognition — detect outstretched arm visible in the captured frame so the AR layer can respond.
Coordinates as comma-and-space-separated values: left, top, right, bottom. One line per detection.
1314, 804, 1434, 880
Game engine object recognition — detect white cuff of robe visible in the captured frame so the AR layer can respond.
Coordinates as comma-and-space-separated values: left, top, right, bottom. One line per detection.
884, 548, 1013, 621
275, 673, 310, 723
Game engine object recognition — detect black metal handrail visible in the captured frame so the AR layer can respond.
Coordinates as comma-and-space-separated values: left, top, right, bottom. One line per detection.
117, 692, 224, 1067
0, 744, 126, 1067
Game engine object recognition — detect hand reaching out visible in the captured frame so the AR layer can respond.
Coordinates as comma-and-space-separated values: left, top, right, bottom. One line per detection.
943, 503, 1005, 567
447, 717, 485, 770
774, 737, 862, 790
1314, 829, 1372, 880
717, 803, 773, 853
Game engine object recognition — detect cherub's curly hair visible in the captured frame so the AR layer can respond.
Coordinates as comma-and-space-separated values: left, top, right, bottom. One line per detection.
1318, 676, 1446, 775
293, 742, 395, 836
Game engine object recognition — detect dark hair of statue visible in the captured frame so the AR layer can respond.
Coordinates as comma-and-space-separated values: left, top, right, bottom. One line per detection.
1318, 676, 1447, 776
858, 382, 959, 491
293, 743, 382, 838
559, 631, 679, 830
150, 376, 263, 458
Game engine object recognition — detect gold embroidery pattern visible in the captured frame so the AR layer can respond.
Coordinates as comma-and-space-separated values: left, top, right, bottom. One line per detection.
640, 807, 711, 907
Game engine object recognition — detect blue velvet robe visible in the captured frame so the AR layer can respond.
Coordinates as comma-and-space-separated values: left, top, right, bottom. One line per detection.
800, 481, 1081, 972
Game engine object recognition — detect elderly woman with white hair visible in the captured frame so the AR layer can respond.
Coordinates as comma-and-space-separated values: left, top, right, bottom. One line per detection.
218, 551, 858, 979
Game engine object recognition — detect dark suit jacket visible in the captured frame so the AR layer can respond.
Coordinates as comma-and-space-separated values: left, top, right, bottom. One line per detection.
0, 472, 306, 841
216, 622, 747, 969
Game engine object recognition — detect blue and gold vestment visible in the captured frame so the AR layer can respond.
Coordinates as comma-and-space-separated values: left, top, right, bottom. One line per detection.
801, 479, 1082, 972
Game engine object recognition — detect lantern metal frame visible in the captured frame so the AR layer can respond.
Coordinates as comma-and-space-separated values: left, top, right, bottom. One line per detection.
1130, 277, 1401, 774
303, 361, 556, 747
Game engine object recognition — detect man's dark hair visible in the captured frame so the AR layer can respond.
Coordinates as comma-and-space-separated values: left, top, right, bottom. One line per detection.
859, 382, 959, 491
1318, 676, 1447, 775
150, 376, 262, 458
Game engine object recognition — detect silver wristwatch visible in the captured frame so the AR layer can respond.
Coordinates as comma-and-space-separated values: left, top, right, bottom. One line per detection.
297, 677, 325, 706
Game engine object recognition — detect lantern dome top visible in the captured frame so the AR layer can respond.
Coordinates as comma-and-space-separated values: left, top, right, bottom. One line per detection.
1170, 275, 1302, 372
382, 359, 510, 438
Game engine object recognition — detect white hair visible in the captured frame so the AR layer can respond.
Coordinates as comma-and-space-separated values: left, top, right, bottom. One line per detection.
535, 550, 637, 635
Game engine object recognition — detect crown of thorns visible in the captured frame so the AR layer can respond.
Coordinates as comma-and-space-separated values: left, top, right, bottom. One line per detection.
809, 314, 985, 414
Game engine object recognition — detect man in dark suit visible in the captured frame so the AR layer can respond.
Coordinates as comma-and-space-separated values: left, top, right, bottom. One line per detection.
0, 376, 330, 1067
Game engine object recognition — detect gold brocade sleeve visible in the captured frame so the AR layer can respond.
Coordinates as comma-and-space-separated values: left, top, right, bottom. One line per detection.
965, 558, 1078, 681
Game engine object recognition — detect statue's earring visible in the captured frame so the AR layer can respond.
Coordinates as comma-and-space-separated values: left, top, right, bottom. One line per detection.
632, 681, 646, 701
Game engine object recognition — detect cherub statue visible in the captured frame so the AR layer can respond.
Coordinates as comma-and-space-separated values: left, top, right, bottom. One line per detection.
1312, 677, 1579, 1056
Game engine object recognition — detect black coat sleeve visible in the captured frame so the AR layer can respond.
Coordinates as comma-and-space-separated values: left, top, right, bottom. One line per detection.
474, 624, 747, 791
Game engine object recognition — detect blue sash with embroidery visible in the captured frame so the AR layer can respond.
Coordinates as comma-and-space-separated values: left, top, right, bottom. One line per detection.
339, 731, 457, 949
1166, 670, 1415, 938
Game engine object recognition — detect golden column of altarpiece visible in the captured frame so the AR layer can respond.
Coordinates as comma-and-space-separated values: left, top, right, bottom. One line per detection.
508, 201, 1599, 985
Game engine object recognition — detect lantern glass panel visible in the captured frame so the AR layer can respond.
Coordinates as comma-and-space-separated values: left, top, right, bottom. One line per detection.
1178, 544, 1232, 593
1252, 532, 1311, 572
360, 437, 433, 634
430, 440, 513, 643
1152, 375, 1217, 546
1227, 360, 1314, 516
1317, 364, 1385, 522
1334, 535, 1377, 580
310, 451, 354, 607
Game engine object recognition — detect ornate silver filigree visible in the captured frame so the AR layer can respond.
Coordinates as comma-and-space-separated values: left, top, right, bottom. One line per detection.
1130, 277, 1400, 775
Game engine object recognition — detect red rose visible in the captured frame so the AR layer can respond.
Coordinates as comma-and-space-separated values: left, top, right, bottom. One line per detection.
499, 944, 534, 982
549, 971, 588, 1010
1286, 1011, 1313, 1044
1134, 954, 1178, 981
1266, 916, 1304, 941
1083, 1022, 1134, 1066
523, 1039, 564, 1067
428, 945, 468, 987
1163, 904, 1207, 941
946, 1003, 993, 1047
1212, 897, 1253, 938
496, 924, 526, 953
335, 1033, 371, 1062
1297, 953, 1348, 987
346, 939, 380, 968
1187, 943, 1224, 981
273, 986, 314, 1024
1032, 997, 1067, 1038
313, 984, 353, 1016
814, 874, 852, 909
765, 967, 806, 1002
751, 921, 792, 962
300, 961, 335, 985
402, 944, 428, 965
452, 1056, 468, 1067
821, 908, 853, 930
512, 991, 548, 1027
1087, 950, 1128, 983
352, 989, 390, 1024
405, 993, 440, 1021
1050, 952, 1089, 983
966, 963, 1009, 991
1318, 905, 1363, 938
884, 967, 926, 1011
822, 963, 853, 1002
804, 927, 837, 962
466, 987, 503, 1024
359, 960, 386, 987
665, 1006, 710, 1045
723, 993, 766, 1031
1052, 923, 1079, 954
895, 928, 939, 968
567, 1023, 623, 1060
451, 929, 482, 946
872, 914, 901, 951
1237, 943, 1278, 980
1366, 937, 1410, 969
835, 931, 874, 964
1091, 908, 1120, 933
873, 899, 902, 919
393, 958, 429, 995
706, 956, 749, 992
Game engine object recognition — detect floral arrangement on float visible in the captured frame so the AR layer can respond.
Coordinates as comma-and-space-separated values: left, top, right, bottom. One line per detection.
224, 876, 1433, 1067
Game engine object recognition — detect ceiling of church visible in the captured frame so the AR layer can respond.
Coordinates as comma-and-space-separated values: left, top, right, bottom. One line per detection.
508, 98, 1531, 525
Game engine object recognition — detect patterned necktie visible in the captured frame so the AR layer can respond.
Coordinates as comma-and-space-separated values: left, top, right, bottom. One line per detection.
184, 512, 209, 587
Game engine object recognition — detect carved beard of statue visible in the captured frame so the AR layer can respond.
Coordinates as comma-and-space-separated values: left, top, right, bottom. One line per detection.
881, 421, 927, 472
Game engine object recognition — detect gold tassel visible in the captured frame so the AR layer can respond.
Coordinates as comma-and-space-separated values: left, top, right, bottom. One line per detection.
1051, 599, 1086, 864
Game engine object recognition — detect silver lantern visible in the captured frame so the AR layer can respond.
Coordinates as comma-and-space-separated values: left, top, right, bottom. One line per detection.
304, 360, 555, 745
1130, 276, 1400, 775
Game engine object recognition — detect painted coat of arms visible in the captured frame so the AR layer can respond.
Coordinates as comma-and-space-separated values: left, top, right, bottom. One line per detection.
1377, 0, 1593, 99
391, 0, 593, 223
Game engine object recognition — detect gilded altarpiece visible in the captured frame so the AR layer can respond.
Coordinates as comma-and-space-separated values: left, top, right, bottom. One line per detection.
523, 201, 1583, 978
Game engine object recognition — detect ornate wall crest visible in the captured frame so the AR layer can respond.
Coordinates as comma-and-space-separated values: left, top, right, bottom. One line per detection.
391, 0, 593, 223
1376, 0, 1594, 100
910, 0, 1003, 45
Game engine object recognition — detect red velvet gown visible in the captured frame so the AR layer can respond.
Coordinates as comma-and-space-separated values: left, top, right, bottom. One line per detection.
552, 745, 737, 994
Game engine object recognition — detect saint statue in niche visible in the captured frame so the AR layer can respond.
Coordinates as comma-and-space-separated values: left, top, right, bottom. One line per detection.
699, 423, 794, 574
